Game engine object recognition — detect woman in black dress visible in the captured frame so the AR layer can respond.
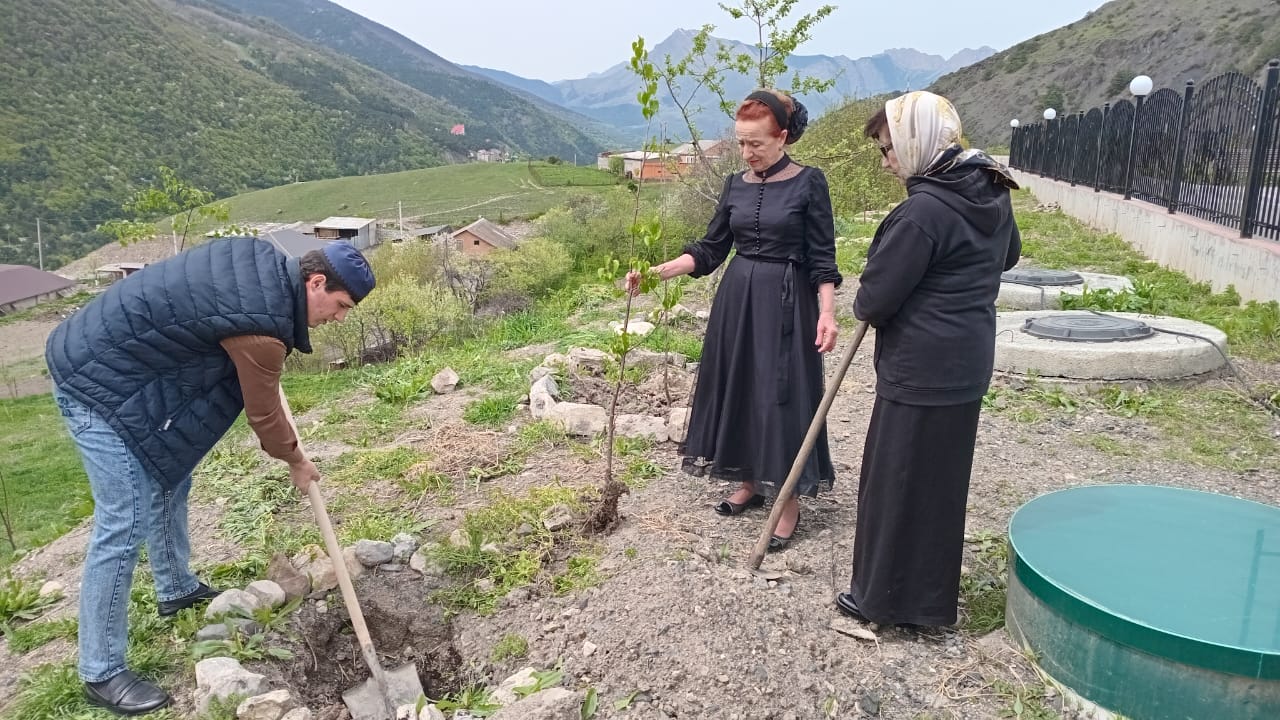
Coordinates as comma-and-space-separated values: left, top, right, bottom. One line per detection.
836, 91, 1021, 626
628, 89, 841, 550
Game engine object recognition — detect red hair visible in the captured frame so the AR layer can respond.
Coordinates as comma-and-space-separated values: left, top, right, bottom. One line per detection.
735, 91, 794, 138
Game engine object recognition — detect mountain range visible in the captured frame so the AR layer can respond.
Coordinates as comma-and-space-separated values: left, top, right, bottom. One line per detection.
465, 30, 997, 139
930, 0, 1280, 147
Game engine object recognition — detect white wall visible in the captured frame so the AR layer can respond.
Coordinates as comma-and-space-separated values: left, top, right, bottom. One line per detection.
1010, 170, 1280, 304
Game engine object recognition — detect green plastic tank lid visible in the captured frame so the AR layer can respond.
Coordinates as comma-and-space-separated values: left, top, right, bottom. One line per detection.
1009, 484, 1280, 679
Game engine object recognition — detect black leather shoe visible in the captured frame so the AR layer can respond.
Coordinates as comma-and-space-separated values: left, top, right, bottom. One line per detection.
835, 592, 870, 623
714, 493, 765, 516
157, 582, 222, 617
85, 670, 171, 716
767, 517, 800, 553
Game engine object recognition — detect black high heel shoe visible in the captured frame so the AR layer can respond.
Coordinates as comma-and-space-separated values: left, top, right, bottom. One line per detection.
714, 493, 765, 516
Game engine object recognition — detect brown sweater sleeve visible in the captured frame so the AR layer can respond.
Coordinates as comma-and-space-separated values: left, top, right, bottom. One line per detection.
220, 335, 304, 465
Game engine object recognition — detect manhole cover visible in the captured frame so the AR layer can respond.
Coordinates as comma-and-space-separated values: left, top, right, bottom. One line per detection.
1022, 314, 1154, 342
1001, 268, 1085, 286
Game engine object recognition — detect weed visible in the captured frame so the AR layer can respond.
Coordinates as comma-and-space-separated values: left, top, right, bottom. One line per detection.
552, 555, 600, 595
329, 503, 429, 545
0, 572, 60, 627
463, 393, 522, 427
624, 547, 638, 560
959, 532, 1009, 634
490, 632, 529, 662
513, 667, 564, 699
5, 616, 77, 654
582, 687, 600, 718
326, 446, 426, 486
191, 628, 294, 662
993, 679, 1058, 719
431, 684, 501, 716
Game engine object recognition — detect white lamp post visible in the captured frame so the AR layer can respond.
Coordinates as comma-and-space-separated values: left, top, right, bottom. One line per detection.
1124, 74, 1154, 199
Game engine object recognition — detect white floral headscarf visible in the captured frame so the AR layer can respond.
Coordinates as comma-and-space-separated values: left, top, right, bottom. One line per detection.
884, 91, 964, 179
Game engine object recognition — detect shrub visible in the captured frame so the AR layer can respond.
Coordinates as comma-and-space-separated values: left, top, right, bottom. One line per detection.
490, 237, 572, 299
312, 277, 471, 365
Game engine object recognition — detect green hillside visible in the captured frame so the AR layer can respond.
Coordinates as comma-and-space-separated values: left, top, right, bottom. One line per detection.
0, 0, 606, 270
214, 162, 623, 230
930, 0, 1280, 147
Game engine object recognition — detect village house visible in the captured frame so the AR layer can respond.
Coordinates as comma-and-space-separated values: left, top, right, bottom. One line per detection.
597, 139, 730, 181
314, 216, 378, 250
453, 217, 517, 256
0, 264, 77, 314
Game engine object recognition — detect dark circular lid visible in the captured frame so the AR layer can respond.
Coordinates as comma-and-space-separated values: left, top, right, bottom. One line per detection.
1022, 314, 1154, 342
1001, 268, 1085, 286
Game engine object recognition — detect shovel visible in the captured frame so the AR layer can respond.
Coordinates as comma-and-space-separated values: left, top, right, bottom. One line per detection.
278, 388, 425, 720
748, 320, 870, 571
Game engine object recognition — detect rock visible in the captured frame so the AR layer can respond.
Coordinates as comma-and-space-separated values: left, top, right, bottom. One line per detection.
608, 320, 655, 337
547, 402, 607, 437
490, 688, 581, 720
831, 617, 878, 641
448, 528, 471, 548
615, 414, 667, 442
354, 539, 395, 567
418, 705, 446, 720
694, 310, 710, 320
391, 533, 419, 562
491, 667, 538, 707
291, 546, 338, 598
667, 407, 690, 444
530, 375, 560, 400
193, 657, 270, 714
542, 504, 575, 532
38, 580, 64, 598
528, 366, 554, 383
396, 705, 416, 720
268, 553, 311, 602
204, 589, 260, 620
431, 367, 460, 394
281, 709, 313, 720
529, 388, 557, 420
629, 349, 687, 369
408, 548, 444, 577
567, 348, 609, 374
245, 580, 287, 609
541, 352, 570, 370
381, 563, 405, 573
582, 641, 597, 657
236, 689, 296, 720
196, 623, 232, 642
341, 546, 366, 580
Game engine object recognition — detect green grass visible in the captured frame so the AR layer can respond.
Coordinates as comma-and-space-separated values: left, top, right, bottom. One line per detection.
0, 291, 96, 328
490, 632, 529, 662
959, 532, 1010, 634
6, 617, 78, 654
0, 395, 93, 568
324, 447, 426, 487
1012, 189, 1280, 361
191, 163, 623, 233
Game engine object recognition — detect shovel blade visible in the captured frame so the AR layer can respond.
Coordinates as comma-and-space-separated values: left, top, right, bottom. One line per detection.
342, 664, 425, 720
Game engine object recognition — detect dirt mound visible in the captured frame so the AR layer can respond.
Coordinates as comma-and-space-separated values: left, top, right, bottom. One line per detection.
566, 365, 695, 415
253, 573, 464, 714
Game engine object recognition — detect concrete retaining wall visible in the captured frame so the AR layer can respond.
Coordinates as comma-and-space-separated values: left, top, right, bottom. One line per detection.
1008, 170, 1280, 304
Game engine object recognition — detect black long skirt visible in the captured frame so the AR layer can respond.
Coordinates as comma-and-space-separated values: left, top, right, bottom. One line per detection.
680, 255, 834, 498
849, 395, 982, 626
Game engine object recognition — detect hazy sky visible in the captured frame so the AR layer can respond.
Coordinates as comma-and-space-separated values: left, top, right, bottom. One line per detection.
328, 0, 1110, 81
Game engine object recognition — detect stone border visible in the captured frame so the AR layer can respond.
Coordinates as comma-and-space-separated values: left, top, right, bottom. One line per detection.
526, 347, 692, 443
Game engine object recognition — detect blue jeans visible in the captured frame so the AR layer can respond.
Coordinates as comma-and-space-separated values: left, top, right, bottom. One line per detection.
53, 387, 199, 683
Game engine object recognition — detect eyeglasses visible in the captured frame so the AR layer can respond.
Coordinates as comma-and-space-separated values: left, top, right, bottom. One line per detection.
878, 143, 894, 157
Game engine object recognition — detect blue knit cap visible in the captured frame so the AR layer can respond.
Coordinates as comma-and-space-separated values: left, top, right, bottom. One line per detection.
320, 242, 376, 302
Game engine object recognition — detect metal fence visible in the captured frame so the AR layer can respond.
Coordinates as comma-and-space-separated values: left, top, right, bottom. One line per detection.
1009, 60, 1280, 240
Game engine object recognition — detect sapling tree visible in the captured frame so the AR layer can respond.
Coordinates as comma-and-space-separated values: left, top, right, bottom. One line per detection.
97, 166, 232, 252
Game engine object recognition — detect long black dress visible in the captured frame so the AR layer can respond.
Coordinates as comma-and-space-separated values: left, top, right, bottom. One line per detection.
849, 154, 1021, 626
679, 154, 842, 498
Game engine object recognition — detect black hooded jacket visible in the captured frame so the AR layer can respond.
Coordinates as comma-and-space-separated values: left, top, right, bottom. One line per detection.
853, 162, 1021, 406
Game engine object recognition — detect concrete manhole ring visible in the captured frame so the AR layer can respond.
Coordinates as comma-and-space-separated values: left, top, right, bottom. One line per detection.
1002, 267, 1084, 286
1022, 313, 1154, 342
998, 267, 1133, 310
994, 311, 1228, 381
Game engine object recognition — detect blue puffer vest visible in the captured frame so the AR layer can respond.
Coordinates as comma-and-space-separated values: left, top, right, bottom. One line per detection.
46, 237, 312, 488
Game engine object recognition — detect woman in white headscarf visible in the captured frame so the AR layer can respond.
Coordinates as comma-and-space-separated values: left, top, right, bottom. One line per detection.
836, 91, 1021, 627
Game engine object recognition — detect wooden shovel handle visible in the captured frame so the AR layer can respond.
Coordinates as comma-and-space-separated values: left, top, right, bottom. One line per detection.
278, 388, 392, 709
748, 320, 870, 570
